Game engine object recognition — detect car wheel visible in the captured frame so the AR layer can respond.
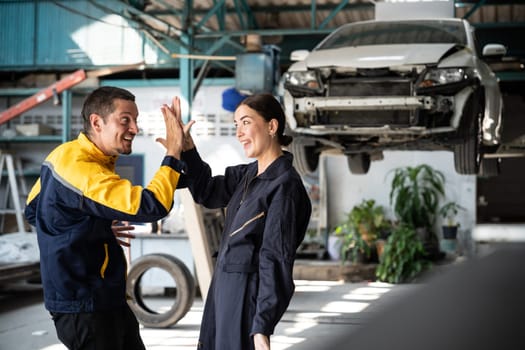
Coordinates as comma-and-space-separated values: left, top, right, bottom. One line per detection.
454, 95, 483, 175
289, 137, 320, 179
347, 153, 371, 175
126, 253, 195, 328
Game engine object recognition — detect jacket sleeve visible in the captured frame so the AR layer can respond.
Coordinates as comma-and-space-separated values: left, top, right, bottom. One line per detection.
24, 179, 40, 226
181, 147, 244, 209
78, 156, 185, 222
27, 155, 185, 224
250, 189, 312, 336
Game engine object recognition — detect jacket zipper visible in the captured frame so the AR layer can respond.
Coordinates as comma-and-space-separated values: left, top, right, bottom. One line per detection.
239, 174, 256, 206
229, 211, 265, 237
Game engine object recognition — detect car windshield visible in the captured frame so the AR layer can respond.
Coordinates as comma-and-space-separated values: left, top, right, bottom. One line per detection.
317, 20, 467, 49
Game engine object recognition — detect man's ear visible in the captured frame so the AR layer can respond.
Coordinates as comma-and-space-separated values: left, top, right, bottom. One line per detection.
90, 113, 103, 132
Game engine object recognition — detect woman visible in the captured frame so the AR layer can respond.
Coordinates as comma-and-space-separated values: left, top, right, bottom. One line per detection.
173, 93, 312, 350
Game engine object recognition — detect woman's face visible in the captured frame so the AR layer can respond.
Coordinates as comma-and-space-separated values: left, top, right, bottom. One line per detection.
234, 104, 273, 159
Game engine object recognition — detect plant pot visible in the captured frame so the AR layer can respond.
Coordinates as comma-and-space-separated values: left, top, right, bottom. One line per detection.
442, 225, 458, 239
327, 235, 343, 261
440, 238, 457, 254
375, 239, 386, 260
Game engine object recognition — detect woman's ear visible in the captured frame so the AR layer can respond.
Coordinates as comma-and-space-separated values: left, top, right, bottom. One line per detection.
269, 118, 279, 135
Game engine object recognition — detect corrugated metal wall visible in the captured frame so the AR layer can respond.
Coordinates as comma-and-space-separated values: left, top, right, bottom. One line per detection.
0, 1, 36, 67
0, 0, 170, 70
1, 1, 524, 71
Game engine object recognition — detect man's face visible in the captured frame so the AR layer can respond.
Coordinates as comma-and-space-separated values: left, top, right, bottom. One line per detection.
93, 99, 139, 156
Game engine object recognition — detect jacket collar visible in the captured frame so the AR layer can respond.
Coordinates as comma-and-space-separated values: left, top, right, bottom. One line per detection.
77, 132, 118, 169
255, 151, 294, 180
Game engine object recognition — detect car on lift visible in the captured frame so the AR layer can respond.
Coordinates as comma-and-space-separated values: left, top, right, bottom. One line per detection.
282, 18, 506, 175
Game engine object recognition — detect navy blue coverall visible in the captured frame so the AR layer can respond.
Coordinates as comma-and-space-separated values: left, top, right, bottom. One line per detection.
181, 148, 312, 350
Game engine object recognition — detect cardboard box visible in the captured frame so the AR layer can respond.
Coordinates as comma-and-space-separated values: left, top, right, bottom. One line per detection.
15, 123, 54, 136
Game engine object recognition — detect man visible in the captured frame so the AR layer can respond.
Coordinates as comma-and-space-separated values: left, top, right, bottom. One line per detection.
24, 86, 186, 350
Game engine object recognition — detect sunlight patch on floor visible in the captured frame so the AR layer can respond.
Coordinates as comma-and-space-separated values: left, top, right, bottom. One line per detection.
321, 300, 369, 313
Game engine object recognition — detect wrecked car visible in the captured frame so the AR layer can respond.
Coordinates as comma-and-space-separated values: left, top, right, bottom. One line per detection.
282, 18, 506, 175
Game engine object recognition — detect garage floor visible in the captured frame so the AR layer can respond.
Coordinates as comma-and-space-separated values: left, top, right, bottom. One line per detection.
1, 242, 524, 350
0, 279, 414, 350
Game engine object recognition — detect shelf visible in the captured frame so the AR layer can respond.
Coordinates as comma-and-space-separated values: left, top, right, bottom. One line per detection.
1, 169, 40, 177
0, 135, 63, 143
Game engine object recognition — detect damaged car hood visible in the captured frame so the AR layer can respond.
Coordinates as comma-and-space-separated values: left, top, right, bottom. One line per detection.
304, 43, 468, 69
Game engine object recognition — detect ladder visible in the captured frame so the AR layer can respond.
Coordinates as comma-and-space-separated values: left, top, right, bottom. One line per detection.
0, 152, 30, 233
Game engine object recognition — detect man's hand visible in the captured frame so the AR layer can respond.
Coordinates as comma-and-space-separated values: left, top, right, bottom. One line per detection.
156, 96, 196, 155
157, 96, 184, 158
112, 220, 135, 247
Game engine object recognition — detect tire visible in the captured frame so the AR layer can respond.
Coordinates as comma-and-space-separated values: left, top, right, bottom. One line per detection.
289, 137, 320, 179
126, 254, 195, 328
454, 94, 483, 175
347, 153, 371, 175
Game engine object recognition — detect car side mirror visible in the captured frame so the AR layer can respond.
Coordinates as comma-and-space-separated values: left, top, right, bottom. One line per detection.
482, 44, 507, 57
290, 49, 310, 61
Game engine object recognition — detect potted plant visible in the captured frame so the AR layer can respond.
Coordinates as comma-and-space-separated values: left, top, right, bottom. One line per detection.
334, 199, 391, 263
375, 224, 431, 284
438, 201, 466, 239
388, 164, 445, 260
334, 223, 371, 263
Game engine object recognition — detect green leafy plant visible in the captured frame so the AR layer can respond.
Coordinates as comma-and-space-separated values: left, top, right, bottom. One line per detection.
389, 164, 445, 230
439, 201, 466, 227
375, 224, 431, 283
334, 199, 391, 263
334, 223, 371, 263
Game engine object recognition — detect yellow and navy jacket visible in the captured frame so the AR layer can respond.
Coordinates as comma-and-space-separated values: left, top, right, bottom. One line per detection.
24, 132, 185, 313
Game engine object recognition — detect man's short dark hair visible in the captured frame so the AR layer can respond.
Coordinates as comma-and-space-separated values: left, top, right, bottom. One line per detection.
81, 86, 135, 134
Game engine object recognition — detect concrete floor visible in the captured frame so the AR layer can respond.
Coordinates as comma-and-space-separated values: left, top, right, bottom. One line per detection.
0, 278, 415, 350
2, 241, 524, 350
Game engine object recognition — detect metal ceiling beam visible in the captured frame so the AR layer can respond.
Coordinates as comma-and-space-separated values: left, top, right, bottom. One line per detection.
319, 0, 350, 29
146, 3, 374, 16
310, 0, 316, 29
455, 0, 525, 6
89, 0, 188, 48
194, 28, 334, 39
460, 0, 488, 19
238, 0, 258, 29
195, 0, 226, 29
180, 0, 194, 119
96, 0, 241, 73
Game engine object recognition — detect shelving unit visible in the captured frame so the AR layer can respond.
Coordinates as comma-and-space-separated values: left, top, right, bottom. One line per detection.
0, 88, 74, 145
0, 87, 79, 233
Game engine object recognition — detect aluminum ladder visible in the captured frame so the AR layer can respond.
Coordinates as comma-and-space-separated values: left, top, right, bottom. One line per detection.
0, 152, 30, 233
